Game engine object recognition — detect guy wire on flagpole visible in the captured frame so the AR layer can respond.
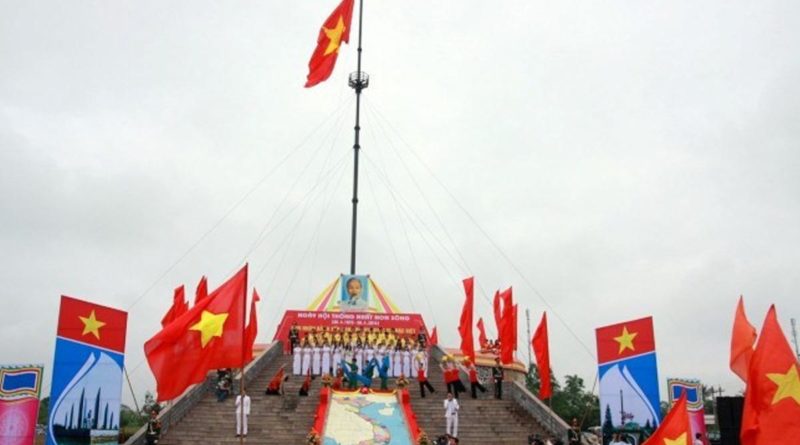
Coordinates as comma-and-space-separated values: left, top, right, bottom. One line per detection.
348, 0, 368, 274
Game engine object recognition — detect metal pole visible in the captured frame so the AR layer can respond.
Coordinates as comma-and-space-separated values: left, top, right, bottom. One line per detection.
525, 308, 532, 367
791, 318, 799, 360
122, 366, 141, 415
348, 0, 366, 275
239, 285, 248, 445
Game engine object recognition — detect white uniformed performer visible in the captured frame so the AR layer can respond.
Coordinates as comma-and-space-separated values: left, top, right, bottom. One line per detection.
292, 344, 302, 375
312, 345, 322, 375
321, 343, 332, 376
301, 344, 312, 376
332, 344, 343, 373
393, 348, 403, 377
235, 391, 251, 437
402, 348, 412, 377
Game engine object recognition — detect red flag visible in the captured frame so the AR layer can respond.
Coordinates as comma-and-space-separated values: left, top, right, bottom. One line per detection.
57, 295, 128, 353
741, 305, 800, 445
243, 289, 260, 362
458, 277, 476, 364
304, 0, 355, 88
512, 304, 519, 352
161, 285, 188, 328
493, 290, 502, 338
430, 326, 438, 346
499, 287, 514, 364
195, 275, 208, 305
730, 296, 757, 382
532, 312, 551, 400
145, 265, 248, 401
476, 318, 488, 349
643, 392, 691, 445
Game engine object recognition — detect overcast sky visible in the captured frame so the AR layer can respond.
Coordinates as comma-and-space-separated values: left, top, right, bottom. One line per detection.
2, 0, 799, 407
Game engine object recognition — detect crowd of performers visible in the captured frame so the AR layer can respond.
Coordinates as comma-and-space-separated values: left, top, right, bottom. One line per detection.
261, 323, 505, 401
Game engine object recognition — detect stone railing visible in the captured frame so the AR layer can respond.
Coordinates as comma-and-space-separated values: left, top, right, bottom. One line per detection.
508, 381, 570, 441
123, 341, 283, 445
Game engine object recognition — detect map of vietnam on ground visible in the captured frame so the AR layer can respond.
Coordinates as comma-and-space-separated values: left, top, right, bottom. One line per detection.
323, 390, 413, 445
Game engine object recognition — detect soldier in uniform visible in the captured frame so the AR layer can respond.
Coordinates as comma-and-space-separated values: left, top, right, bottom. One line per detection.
491, 357, 504, 399
288, 322, 300, 354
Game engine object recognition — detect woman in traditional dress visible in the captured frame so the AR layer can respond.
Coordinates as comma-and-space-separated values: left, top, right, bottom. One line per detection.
292, 338, 303, 375
311, 343, 322, 375
393, 345, 403, 377
321, 341, 332, 376
332, 342, 343, 374
402, 346, 412, 377
301, 340, 312, 376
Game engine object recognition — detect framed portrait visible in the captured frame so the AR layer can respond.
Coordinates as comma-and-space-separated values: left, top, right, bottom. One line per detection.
340, 274, 369, 311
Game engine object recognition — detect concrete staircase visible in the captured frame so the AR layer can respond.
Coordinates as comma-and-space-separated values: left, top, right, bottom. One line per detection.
139, 342, 566, 444
159, 352, 317, 444
409, 360, 554, 444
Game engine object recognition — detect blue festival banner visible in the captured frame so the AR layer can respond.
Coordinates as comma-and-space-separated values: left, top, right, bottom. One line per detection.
596, 317, 661, 430
47, 296, 127, 445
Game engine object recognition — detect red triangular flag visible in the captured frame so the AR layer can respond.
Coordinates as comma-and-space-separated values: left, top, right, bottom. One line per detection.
532, 312, 551, 400
304, 0, 355, 88
161, 285, 188, 328
195, 275, 208, 305
499, 287, 514, 364
512, 304, 519, 352
493, 290, 502, 338
145, 265, 248, 401
458, 277, 476, 364
243, 289, 260, 363
476, 318, 488, 349
730, 295, 757, 382
430, 326, 438, 346
643, 393, 691, 445
741, 305, 800, 444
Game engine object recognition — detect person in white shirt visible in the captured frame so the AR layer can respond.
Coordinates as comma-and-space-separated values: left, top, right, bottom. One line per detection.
321, 342, 332, 376
292, 342, 303, 376
235, 391, 251, 437
609, 433, 626, 445
693, 433, 704, 445
301, 343, 312, 376
443, 392, 459, 437
312, 344, 322, 375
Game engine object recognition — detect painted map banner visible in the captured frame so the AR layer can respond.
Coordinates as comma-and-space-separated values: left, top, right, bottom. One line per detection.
322, 390, 413, 444
596, 316, 661, 430
273, 310, 429, 352
47, 296, 127, 445
0, 364, 44, 445
667, 378, 708, 445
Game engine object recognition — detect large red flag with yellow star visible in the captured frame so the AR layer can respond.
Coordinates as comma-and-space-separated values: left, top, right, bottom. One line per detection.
144, 265, 248, 401
741, 305, 800, 444
643, 393, 691, 445
304, 0, 355, 88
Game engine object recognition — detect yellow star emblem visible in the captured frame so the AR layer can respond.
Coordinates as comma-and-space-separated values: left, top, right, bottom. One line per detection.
614, 326, 637, 354
323, 16, 346, 56
664, 432, 687, 445
190, 310, 229, 348
79, 310, 106, 339
766, 363, 800, 405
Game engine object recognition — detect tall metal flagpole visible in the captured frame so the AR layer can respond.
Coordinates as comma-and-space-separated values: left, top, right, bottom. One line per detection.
348, 0, 368, 275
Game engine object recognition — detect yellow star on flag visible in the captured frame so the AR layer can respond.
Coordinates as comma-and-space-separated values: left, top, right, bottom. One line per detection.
614, 326, 638, 354
663, 432, 687, 445
190, 310, 229, 348
766, 363, 800, 405
323, 16, 346, 56
79, 310, 106, 339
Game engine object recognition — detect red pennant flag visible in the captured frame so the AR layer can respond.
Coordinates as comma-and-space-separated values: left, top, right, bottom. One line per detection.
741, 305, 800, 445
243, 289, 260, 362
458, 277, 476, 364
145, 265, 248, 401
730, 296, 757, 382
512, 304, 519, 352
430, 326, 438, 346
643, 392, 691, 445
195, 275, 208, 305
532, 312, 551, 400
493, 290, 502, 338
476, 318, 488, 349
304, 0, 355, 88
499, 287, 515, 364
161, 285, 188, 328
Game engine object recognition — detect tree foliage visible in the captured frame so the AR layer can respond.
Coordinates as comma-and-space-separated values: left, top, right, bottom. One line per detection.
525, 365, 600, 427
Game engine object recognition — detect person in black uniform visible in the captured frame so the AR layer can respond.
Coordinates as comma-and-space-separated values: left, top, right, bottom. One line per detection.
491, 357, 504, 399
567, 418, 581, 445
289, 322, 300, 355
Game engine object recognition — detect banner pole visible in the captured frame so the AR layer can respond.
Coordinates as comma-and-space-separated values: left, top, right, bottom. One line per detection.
123, 365, 141, 415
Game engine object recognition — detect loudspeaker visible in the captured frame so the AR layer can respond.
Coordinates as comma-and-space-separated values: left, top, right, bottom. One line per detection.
717, 396, 744, 445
